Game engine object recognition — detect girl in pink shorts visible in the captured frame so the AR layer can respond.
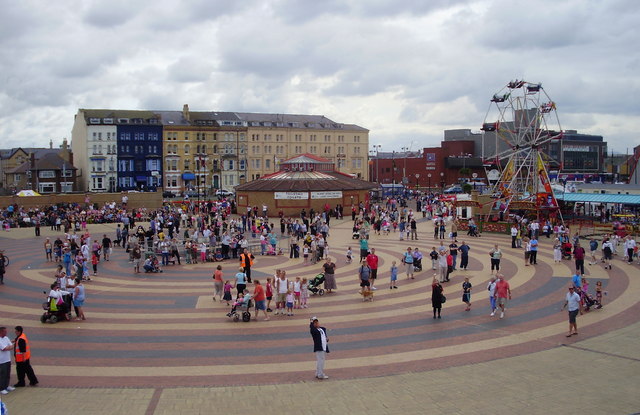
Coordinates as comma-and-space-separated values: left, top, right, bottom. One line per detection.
293, 276, 302, 308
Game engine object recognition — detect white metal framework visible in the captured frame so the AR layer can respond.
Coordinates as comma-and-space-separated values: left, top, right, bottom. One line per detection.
481, 80, 563, 214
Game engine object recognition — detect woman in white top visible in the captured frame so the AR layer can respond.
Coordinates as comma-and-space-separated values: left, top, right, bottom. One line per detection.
48, 283, 71, 312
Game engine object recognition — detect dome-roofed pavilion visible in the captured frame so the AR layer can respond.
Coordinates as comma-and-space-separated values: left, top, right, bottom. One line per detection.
235, 154, 375, 216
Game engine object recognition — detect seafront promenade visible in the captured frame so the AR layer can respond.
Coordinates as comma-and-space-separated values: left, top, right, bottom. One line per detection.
0, 217, 638, 414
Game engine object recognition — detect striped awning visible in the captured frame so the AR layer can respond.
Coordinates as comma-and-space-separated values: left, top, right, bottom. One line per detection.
555, 193, 640, 205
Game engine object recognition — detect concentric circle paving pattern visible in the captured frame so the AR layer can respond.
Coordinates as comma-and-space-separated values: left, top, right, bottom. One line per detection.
0, 219, 637, 388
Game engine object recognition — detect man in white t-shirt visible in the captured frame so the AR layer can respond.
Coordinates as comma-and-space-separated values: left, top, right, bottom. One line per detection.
275, 271, 289, 316
561, 286, 583, 337
0, 326, 15, 395
624, 236, 636, 264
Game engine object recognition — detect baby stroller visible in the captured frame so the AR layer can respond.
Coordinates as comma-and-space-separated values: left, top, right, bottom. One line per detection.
581, 290, 602, 312
413, 257, 423, 272
41, 292, 72, 324
227, 299, 253, 322
352, 230, 360, 240
562, 242, 573, 260
308, 273, 326, 296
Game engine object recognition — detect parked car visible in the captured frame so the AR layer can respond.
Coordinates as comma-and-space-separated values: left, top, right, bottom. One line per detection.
184, 191, 203, 198
215, 189, 234, 197
444, 185, 463, 194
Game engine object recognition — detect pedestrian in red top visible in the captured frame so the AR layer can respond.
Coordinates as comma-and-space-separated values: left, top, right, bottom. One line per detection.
366, 248, 379, 290
573, 243, 586, 276
252, 280, 269, 321
446, 252, 454, 282
493, 274, 512, 319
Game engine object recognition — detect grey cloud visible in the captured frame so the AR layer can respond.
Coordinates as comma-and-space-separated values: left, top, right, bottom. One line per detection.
83, 0, 141, 28
167, 57, 216, 83
0, 0, 638, 155
271, 0, 470, 22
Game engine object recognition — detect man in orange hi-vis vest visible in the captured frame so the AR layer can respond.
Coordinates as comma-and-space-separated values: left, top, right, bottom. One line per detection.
13, 326, 38, 387
239, 248, 255, 283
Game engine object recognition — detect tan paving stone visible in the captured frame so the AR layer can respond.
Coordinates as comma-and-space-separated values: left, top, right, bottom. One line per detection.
2, 217, 639, 414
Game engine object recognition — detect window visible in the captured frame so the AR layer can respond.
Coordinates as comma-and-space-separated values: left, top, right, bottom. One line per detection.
38, 170, 55, 178
184, 133, 189, 140
147, 159, 160, 171
185, 145, 190, 154
184, 159, 190, 170
92, 177, 104, 190
118, 177, 130, 188
39, 183, 56, 193
62, 169, 73, 178
265, 159, 271, 169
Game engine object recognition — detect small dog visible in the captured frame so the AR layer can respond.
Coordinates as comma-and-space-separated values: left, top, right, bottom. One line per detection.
359, 289, 374, 302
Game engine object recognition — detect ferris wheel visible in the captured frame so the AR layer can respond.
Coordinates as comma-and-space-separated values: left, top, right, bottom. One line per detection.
481, 80, 563, 214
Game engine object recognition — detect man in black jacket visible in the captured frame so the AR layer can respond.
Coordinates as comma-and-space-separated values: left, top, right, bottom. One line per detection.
309, 317, 330, 379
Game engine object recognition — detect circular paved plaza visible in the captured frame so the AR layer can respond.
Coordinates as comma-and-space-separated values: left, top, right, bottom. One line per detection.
1, 215, 638, 394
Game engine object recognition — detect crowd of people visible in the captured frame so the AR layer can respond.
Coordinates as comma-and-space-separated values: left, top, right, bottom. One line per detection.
1, 190, 636, 383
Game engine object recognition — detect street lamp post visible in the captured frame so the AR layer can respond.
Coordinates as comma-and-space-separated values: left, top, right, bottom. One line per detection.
427, 173, 431, 193
401, 146, 409, 187
440, 172, 445, 193
374, 144, 382, 182
415, 173, 420, 190
369, 150, 375, 181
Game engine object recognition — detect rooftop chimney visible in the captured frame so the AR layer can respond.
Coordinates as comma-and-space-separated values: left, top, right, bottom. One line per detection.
183, 104, 190, 121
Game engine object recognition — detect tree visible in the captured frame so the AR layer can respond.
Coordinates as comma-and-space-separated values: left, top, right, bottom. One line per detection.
459, 167, 471, 177
462, 183, 473, 194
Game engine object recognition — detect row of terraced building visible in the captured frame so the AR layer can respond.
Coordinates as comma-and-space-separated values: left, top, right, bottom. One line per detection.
71, 105, 369, 194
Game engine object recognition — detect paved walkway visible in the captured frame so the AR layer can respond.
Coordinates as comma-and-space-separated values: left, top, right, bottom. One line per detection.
0, 216, 639, 414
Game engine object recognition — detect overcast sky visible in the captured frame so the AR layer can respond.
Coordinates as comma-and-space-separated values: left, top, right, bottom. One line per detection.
0, 0, 638, 155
